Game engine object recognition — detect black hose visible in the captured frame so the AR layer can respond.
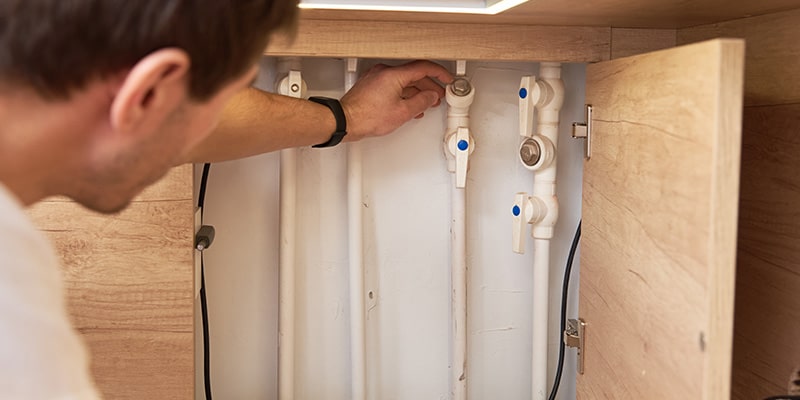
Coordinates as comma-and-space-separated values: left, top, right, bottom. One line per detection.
548, 220, 581, 400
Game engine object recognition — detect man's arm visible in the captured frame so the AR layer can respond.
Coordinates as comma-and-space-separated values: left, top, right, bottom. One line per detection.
183, 60, 454, 163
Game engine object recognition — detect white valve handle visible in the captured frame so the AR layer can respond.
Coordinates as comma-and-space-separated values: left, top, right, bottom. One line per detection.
511, 193, 548, 254
278, 70, 308, 98
512, 192, 531, 254
519, 75, 540, 138
455, 127, 471, 188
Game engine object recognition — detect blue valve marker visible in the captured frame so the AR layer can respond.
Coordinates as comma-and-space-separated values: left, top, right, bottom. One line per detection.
457, 140, 469, 151
519, 88, 528, 99
512, 205, 521, 216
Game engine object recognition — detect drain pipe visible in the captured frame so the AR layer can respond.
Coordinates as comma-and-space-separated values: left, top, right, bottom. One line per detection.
511, 62, 564, 400
276, 57, 306, 400
345, 58, 367, 400
444, 60, 475, 400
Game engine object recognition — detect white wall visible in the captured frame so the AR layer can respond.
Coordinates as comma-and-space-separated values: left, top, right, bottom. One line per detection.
196, 57, 585, 400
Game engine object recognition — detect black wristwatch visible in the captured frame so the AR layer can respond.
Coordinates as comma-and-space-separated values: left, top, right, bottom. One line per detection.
309, 97, 347, 148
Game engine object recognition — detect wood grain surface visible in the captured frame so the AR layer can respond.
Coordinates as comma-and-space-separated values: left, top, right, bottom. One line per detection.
578, 39, 743, 399
680, 9, 800, 398
267, 19, 610, 62
678, 8, 800, 107
730, 104, 800, 399
611, 28, 677, 59
27, 165, 194, 400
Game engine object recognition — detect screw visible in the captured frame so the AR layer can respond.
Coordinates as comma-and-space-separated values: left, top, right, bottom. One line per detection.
520, 138, 541, 167
450, 78, 472, 97
291, 83, 300, 93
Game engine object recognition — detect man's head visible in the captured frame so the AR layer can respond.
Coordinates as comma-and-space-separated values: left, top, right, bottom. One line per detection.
0, 0, 298, 212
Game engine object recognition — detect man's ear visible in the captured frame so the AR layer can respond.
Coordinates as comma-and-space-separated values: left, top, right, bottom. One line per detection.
110, 48, 191, 134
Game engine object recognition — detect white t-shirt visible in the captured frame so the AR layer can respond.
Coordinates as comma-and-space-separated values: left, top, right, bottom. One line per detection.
0, 183, 100, 399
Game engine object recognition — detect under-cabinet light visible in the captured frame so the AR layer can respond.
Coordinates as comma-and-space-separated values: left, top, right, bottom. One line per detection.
298, 0, 529, 15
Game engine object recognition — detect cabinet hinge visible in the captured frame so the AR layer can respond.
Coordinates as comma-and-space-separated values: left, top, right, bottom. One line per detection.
571, 105, 593, 160
564, 318, 586, 375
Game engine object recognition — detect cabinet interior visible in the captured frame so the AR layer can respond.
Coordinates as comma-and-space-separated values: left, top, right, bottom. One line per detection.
25, 2, 799, 399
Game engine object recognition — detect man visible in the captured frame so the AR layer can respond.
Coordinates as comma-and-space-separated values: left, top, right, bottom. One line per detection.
0, 0, 453, 398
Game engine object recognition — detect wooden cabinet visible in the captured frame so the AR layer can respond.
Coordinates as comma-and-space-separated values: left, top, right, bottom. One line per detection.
28, 165, 195, 400
28, 2, 799, 399
579, 39, 744, 399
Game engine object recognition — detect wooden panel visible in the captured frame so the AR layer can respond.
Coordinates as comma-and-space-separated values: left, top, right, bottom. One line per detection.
267, 19, 610, 62
729, 104, 800, 399
611, 28, 676, 59
27, 165, 194, 400
680, 9, 800, 397
43, 165, 193, 203
578, 39, 743, 399
678, 8, 800, 106
298, 0, 800, 29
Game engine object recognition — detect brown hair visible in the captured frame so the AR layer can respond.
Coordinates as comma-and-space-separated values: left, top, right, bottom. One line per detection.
0, 0, 298, 100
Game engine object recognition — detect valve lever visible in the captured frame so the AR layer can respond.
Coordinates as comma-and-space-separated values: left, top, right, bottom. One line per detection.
455, 127, 471, 188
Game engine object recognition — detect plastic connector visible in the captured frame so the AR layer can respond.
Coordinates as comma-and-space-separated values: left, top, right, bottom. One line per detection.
195, 225, 216, 251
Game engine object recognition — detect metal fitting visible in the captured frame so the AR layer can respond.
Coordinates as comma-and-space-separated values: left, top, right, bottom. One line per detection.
450, 78, 472, 97
520, 138, 542, 167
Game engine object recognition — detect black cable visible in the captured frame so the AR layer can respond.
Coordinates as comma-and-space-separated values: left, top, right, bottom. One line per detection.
198, 163, 213, 400
199, 163, 211, 211
548, 220, 581, 400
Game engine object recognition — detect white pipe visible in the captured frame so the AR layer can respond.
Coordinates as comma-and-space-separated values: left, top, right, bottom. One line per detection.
445, 63, 474, 400
452, 180, 468, 400
532, 238, 550, 400
345, 58, 367, 400
530, 62, 564, 400
278, 57, 302, 400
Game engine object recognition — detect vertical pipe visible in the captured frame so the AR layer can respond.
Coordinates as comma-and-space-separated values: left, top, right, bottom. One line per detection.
532, 238, 550, 400
278, 57, 301, 400
452, 181, 468, 400
345, 58, 367, 400
446, 61, 473, 400
530, 62, 564, 400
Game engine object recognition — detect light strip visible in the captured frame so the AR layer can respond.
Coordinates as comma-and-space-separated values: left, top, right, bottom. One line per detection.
298, 0, 528, 15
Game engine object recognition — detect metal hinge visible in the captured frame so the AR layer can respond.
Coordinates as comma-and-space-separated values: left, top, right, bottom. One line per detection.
572, 105, 593, 160
564, 318, 586, 375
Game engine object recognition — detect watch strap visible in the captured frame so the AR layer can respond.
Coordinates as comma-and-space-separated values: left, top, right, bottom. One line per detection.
309, 97, 347, 148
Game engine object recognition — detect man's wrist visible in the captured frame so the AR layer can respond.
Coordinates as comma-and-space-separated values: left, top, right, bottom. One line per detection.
309, 97, 347, 148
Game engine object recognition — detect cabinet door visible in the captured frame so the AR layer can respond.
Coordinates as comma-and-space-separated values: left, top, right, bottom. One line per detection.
578, 39, 744, 399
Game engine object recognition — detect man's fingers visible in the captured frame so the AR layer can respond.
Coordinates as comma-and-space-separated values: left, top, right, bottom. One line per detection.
411, 77, 446, 98
404, 90, 440, 118
401, 87, 421, 99
395, 60, 454, 87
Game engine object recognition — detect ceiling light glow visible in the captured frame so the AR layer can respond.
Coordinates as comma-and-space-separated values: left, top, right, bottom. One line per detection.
298, 0, 529, 15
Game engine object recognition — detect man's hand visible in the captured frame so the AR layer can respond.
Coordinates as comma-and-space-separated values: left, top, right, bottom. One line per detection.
341, 60, 454, 142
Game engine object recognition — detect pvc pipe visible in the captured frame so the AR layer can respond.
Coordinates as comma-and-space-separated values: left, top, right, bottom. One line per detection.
532, 238, 550, 400
445, 63, 475, 400
452, 180, 468, 400
345, 58, 367, 400
277, 57, 302, 400
530, 62, 564, 400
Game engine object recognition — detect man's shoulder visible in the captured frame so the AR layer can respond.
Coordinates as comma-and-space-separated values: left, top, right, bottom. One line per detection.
0, 182, 59, 276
